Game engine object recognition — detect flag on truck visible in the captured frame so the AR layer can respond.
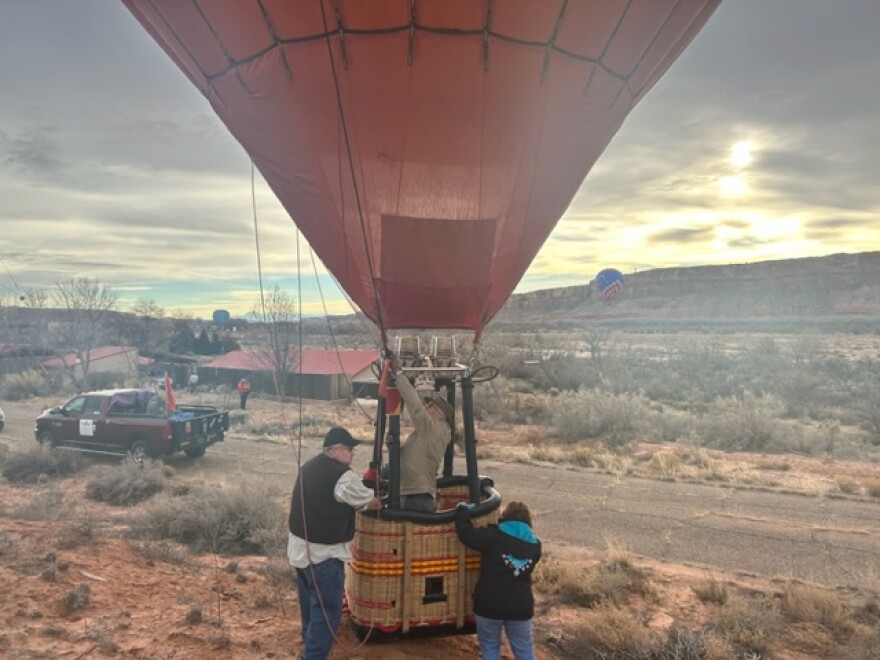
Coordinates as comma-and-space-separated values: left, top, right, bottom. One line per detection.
164, 372, 176, 413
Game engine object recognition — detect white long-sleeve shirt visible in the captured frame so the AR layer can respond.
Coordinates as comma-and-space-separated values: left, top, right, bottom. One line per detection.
287, 469, 375, 568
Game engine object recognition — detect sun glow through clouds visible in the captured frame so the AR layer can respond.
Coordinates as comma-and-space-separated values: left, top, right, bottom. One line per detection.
730, 140, 754, 168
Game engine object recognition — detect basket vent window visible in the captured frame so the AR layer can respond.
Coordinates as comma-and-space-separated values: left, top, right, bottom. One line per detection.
423, 576, 447, 604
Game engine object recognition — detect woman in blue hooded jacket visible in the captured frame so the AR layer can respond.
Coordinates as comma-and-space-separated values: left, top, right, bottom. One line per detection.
455, 501, 542, 660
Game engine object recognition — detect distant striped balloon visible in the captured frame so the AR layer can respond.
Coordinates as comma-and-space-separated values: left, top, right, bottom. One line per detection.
596, 268, 624, 300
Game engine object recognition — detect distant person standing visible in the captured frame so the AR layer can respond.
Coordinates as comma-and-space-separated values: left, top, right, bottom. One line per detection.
237, 378, 251, 410
188, 372, 199, 394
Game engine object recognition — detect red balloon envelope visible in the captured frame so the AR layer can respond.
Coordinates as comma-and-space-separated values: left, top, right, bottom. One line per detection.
123, 0, 719, 339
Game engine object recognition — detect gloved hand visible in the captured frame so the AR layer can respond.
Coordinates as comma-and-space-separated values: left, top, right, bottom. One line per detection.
455, 501, 476, 519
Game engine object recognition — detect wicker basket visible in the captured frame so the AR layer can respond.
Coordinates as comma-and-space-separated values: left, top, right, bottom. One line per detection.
346, 484, 498, 635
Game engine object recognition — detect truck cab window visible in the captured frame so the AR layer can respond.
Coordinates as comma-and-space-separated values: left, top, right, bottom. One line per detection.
64, 397, 87, 414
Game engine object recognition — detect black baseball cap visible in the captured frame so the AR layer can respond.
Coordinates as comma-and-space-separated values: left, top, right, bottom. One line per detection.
322, 427, 362, 449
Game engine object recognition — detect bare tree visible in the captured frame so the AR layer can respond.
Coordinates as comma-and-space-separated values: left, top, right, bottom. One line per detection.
21, 288, 48, 309
51, 277, 117, 389
251, 285, 300, 396
132, 297, 167, 354
584, 326, 611, 362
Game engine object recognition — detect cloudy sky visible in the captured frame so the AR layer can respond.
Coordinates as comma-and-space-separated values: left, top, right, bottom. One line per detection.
1, 1, 878, 319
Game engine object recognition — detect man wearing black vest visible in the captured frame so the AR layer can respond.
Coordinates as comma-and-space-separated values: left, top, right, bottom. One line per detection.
287, 427, 381, 660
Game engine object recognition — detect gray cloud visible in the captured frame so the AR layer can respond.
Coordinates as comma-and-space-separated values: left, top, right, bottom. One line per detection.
649, 227, 716, 245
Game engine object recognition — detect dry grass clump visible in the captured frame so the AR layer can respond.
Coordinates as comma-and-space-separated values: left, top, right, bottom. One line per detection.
569, 445, 632, 473
2, 448, 85, 484
709, 593, 783, 655
835, 476, 861, 494
534, 543, 649, 608
13, 485, 65, 521
649, 450, 680, 477
126, 481, 286, 555
863, 478, 880, 498
527, 445, 565, 463
692, 578, 728, 605
782, 621, 837, 655
129, 540, 193, 566
561, 604, 652, 656
85, 459, 166, 505
781, 582, 854, 635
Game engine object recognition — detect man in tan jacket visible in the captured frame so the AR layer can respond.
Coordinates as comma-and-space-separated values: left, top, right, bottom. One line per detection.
391, 356, 454, 512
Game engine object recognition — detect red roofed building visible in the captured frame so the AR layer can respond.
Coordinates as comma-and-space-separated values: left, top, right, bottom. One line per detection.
41, 345, 140, 381
202, 348, 377, 400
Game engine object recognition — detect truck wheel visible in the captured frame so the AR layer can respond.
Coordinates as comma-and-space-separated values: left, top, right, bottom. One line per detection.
129, 440, 153, 464
38, 431, 56, 449
184, 444, 206, 458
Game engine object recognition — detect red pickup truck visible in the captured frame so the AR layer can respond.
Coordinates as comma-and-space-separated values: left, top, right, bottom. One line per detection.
34, 388, 229, 461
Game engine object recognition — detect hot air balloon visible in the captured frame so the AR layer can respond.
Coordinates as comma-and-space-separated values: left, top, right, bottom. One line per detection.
212, 309, 230, 326
122, 0, 720, 640
596, 268, 625, 300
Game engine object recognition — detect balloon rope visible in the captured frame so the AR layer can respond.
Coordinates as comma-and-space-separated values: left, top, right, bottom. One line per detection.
309, 246, 377, 425
317, 0, 388, 345
251, 162, 268, 320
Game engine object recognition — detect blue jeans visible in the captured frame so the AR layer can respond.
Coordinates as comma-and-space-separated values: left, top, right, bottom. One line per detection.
401, 493, 435, 512
475, 614, 534, 660
296, 559, 345, 660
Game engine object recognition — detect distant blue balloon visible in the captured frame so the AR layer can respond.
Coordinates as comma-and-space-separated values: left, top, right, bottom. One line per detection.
212, 309, 231, 325
596, 268, 624, 300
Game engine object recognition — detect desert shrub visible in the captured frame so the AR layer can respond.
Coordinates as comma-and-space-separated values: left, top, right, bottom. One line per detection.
552, 389, 650, 447
533, 556, 602, 607
250, 421, 287, 436
2, 448, 85, 483
227, 409, 249, 427
291, 414, 331, 433
536, 354, 597, 391
563, 605, 652, 655
58, 522, 94, 548
782, 622, 837, 655
696, 392, 786, 452
650, 409, 693, 443
709, 593, 783, 655
472, 381, 553, 425
59, 583, 90, 615
782, 583, 854, 634
534, 545, 648, 608
650, 626, 715, 660
13, 485, 64, 521
127, 481, 286, 555
0, 369, 54, 400
589, 557, 651, 605
85, 459, 166, 505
